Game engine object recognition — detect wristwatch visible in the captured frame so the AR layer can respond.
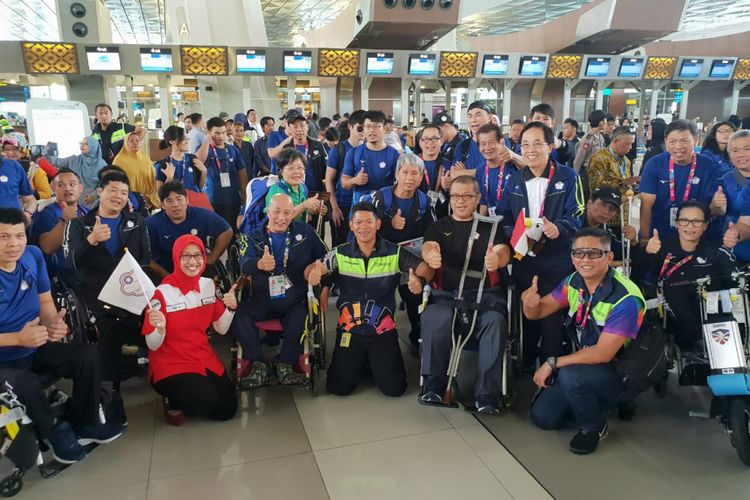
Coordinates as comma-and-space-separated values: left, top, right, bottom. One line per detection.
546, 356, 558, 374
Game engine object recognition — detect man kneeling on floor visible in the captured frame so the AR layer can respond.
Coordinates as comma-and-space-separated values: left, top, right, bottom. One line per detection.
419, 176, 511, 415
307, 201, 432, 396
231, 193, 327, 389
0, 207, 124, 464
522, 227, 644, 455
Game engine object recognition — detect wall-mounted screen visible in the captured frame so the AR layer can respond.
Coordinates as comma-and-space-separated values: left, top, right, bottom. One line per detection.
482, 55, 509, 76
140, 48, 173, 72
585, 57, 611, 77
618, 57, 644, 78
366, 52, 394, 75
519, 55, 547, 77
710, 59, 735, 79
85, 46, 121, 71
283, 50, 312, 74
408, 53, 436, 75
236, 49, 266, 73
679, 58, 703, 78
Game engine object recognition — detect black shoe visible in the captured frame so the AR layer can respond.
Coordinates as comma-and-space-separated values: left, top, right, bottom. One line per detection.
474, 396, 501, 416
617, 401, 636, 421
569, 424, 608, 455
418, 377, 445, 406
107, 391, 128, 426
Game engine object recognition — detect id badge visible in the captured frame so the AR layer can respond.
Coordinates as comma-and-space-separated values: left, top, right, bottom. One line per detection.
220, 172, 231, 188
284, 275, 293, 290
340, 332, 351, 348
669, 206, 678, 227
269, 275, 286, 299
438, 191, 446, 203
488, 206, 497, 217
427, 190, 439, 207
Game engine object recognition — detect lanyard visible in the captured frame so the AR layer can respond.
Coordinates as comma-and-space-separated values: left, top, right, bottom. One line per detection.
296, 142, 309, 157
266, 229, 291, 275
420, 156, 438, 189
668, 153, 697, 205
484, 162, 506, 204
575, 288, 595, 329
210, 145, 225, 171
537, 161, 556, 218
609, 148, 627, 178
658, 253, 693, 281
168, 155, 187, 180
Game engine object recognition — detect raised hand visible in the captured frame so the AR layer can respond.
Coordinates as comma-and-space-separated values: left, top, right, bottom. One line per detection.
712, 186, 727, 215
484, 244, 504, 272
407, 268, 423, 294
61, 203, 78, 222
391, 209, 406, 230
17, 318, 48, 348
87, 215, 111, 245
223, 283, 238, 310
303, 193, 321, 211
521, 276, 542, 310
423, 244, 442, 270
148, 308, 166, 331
623, 225, 637, 242
354, 168, 369, 186
164, 162, 176, 181
307, 260, 327, 286
542, 217, 560, 240
47, 308, 68, 341
645, 228, 662, 255
192, 158, 206, 173
257, 245, 276, 272
724, 222, 740, 249
440, 171, 452, 191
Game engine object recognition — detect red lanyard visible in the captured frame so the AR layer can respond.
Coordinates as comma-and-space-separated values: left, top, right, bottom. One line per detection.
484, 162, 506, 203
668, 153, 697, 205
658, 252, 693, 281
538, 161, 556, 218
210, 145, 224, 171
420, 156, 434, 188
575, 288, 595, 329
296, 142, 309, 157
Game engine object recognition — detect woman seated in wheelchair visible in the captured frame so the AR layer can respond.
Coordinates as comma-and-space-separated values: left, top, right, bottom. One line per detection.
142, 234, 239, 426
640, 200, 738, 351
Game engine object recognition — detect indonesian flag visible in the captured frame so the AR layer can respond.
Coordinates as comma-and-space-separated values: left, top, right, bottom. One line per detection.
98, 249, 155, 315
511, 209, 529, 258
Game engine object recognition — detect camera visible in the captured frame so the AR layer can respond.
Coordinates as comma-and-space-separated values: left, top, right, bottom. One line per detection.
421, 0, 435, 8
72, 22, 88, 38
440, 0, 453, 8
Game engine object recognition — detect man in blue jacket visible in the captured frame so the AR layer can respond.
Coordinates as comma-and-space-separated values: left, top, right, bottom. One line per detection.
497, 122, 584, 369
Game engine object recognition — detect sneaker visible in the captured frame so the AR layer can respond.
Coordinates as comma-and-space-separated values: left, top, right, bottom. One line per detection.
418, 391, 442, 405
276, 363, 306, 385
49, 421, 87, 464
418, 377, 445, 406
76, 422, 126, 446
617, 401, 637, 421
475, 396, 501, 416
569, 424, 608, 455
239, 361, 272, 390
107, 391, 128, 426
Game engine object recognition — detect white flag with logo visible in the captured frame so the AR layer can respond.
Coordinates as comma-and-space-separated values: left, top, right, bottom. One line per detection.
97, 250, 155, 315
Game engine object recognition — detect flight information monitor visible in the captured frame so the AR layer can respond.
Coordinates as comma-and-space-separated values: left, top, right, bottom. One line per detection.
408, 53, 436, 76
366, 52, 394, 75
236, 49, 266, 73
283, 50, 312, 74
679, 58, 703, 78
85, 46, 121, 71
519, 56, 547, 77
482, 55, 509, 76
585, 57, 611, 77
140, 48, 173, 72
618, 57, 644, 78
710, 59, 735, 79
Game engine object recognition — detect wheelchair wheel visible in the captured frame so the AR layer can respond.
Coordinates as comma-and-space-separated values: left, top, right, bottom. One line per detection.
0, 470, 24, 497
228, 243, 242, 283
653, 371, 669, 398
729, 397, 750, 466
61, 288, 94, 344
212, 260, 232, 294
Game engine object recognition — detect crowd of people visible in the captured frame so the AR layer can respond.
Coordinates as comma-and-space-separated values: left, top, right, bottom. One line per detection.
0, 99, 749, 471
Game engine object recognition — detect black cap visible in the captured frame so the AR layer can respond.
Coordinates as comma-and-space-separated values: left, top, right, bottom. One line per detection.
281, 109, 306, 122
468, 100, 494, 115
591, 186, 621, 208
432, 111, 454, 126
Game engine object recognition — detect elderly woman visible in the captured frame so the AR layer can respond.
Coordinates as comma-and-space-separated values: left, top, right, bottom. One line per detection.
40, 137, 107, 204
143, 234, 238, 425
113, 132, 159, 208
371, 152, 437, 354
265, 147, 327, 223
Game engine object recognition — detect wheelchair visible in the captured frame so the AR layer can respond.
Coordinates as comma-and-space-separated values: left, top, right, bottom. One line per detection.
0, 381, 41, 497
654, 272, 750, 466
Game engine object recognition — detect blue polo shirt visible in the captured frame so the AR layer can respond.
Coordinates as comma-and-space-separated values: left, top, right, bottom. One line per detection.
475, 163, 514, 210
701, 149, 733, 177
204, 144, 246, 206
31, 203, 89, 275
156, 155, 200, 192
451, 138, 484, 170
341, 144, 399, 204
327, 142, 354, 207
639, 152, 720, 237
146, 206, 231, 272
0, 246, 51, 362
0, 159, 33, 209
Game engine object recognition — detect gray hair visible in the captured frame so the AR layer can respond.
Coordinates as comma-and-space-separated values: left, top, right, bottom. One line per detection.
396, 152, 424, 175
611, 126, 635, 141
729, 129, 750, 147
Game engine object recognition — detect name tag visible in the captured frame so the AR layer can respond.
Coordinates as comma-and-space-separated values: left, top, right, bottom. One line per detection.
220, 172, 231, 187
201, 296, 216, 305
166, 302, 187, 313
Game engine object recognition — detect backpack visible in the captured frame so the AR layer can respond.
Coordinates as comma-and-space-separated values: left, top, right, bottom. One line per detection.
368, 186, 429, 220
614, 313, 672, 391
238, 175, 308, 234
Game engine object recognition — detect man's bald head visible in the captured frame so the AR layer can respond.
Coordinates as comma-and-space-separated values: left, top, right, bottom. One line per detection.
267, 193, 295, 233
268, 192, 294, 212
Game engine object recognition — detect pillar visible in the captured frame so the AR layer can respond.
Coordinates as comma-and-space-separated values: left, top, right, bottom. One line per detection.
502, 79, 518, 125
563, 79, 580, 124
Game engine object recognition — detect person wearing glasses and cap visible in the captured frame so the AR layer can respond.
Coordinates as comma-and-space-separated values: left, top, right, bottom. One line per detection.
523, 226, 645, 455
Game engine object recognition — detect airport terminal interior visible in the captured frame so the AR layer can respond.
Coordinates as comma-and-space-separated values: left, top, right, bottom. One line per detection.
1, 0, 750, 499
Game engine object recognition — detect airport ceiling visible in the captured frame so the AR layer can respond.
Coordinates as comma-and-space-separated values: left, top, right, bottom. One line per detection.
0, 0, 748, 46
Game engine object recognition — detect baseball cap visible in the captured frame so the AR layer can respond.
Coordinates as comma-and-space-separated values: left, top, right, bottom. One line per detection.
591, 186, 621, 208
432, 112, 454, 126
468, 100, 494, 115
282, 109, 306, 123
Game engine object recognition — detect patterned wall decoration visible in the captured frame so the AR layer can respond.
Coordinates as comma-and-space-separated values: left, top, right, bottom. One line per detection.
21, 42, 79, 74
438, 52, 478, 78
644, 57, 677, 80
318, 49, 359, 77
546, 54, 582, 79
180, 46, 228, 76
733, 59, 750, 80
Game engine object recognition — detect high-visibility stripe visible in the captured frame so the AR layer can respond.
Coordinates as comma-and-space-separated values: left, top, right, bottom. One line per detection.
335, 249, 400, 278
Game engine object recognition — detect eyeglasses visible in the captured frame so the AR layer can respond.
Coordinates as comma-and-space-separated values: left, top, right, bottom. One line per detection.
180, 253, 204, 262
364, 124, 383, 130
521, 142, 548, 151
717, 128, 735, 135
571, 248, 609, 260
675, 218, 706, 227
449, 194, 478, 202
421, 136, 441, 142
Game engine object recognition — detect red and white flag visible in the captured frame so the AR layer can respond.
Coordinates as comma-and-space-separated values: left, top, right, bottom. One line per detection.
510, 209, 529, 258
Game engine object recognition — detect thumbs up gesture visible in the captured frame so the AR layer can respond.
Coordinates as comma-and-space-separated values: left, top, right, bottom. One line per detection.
223, 283, 238, 310
354, 168, 369, 186
391, 209, 406, 230
423, 243, 442, 270
258, 245, 276, 272
17, 317, 48, 348
307, 260, 327, 286
712, 185, 727, 215
87, 215, 111, 245
521, 276, 542, 310
724, 221, 741, 249
407, 268, 424, 294
303, 193, 320, 211
47, 308, 69, 341
646, 228, 662, 255
484, 243, 505, 272
542, 217, 560, 240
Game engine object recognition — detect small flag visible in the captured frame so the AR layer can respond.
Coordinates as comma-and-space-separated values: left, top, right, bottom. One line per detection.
97, 249, 155, 315
511, 209, 529, 258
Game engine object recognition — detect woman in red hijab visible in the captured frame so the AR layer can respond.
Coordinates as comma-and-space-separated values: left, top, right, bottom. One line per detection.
142, 234, 238, 425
